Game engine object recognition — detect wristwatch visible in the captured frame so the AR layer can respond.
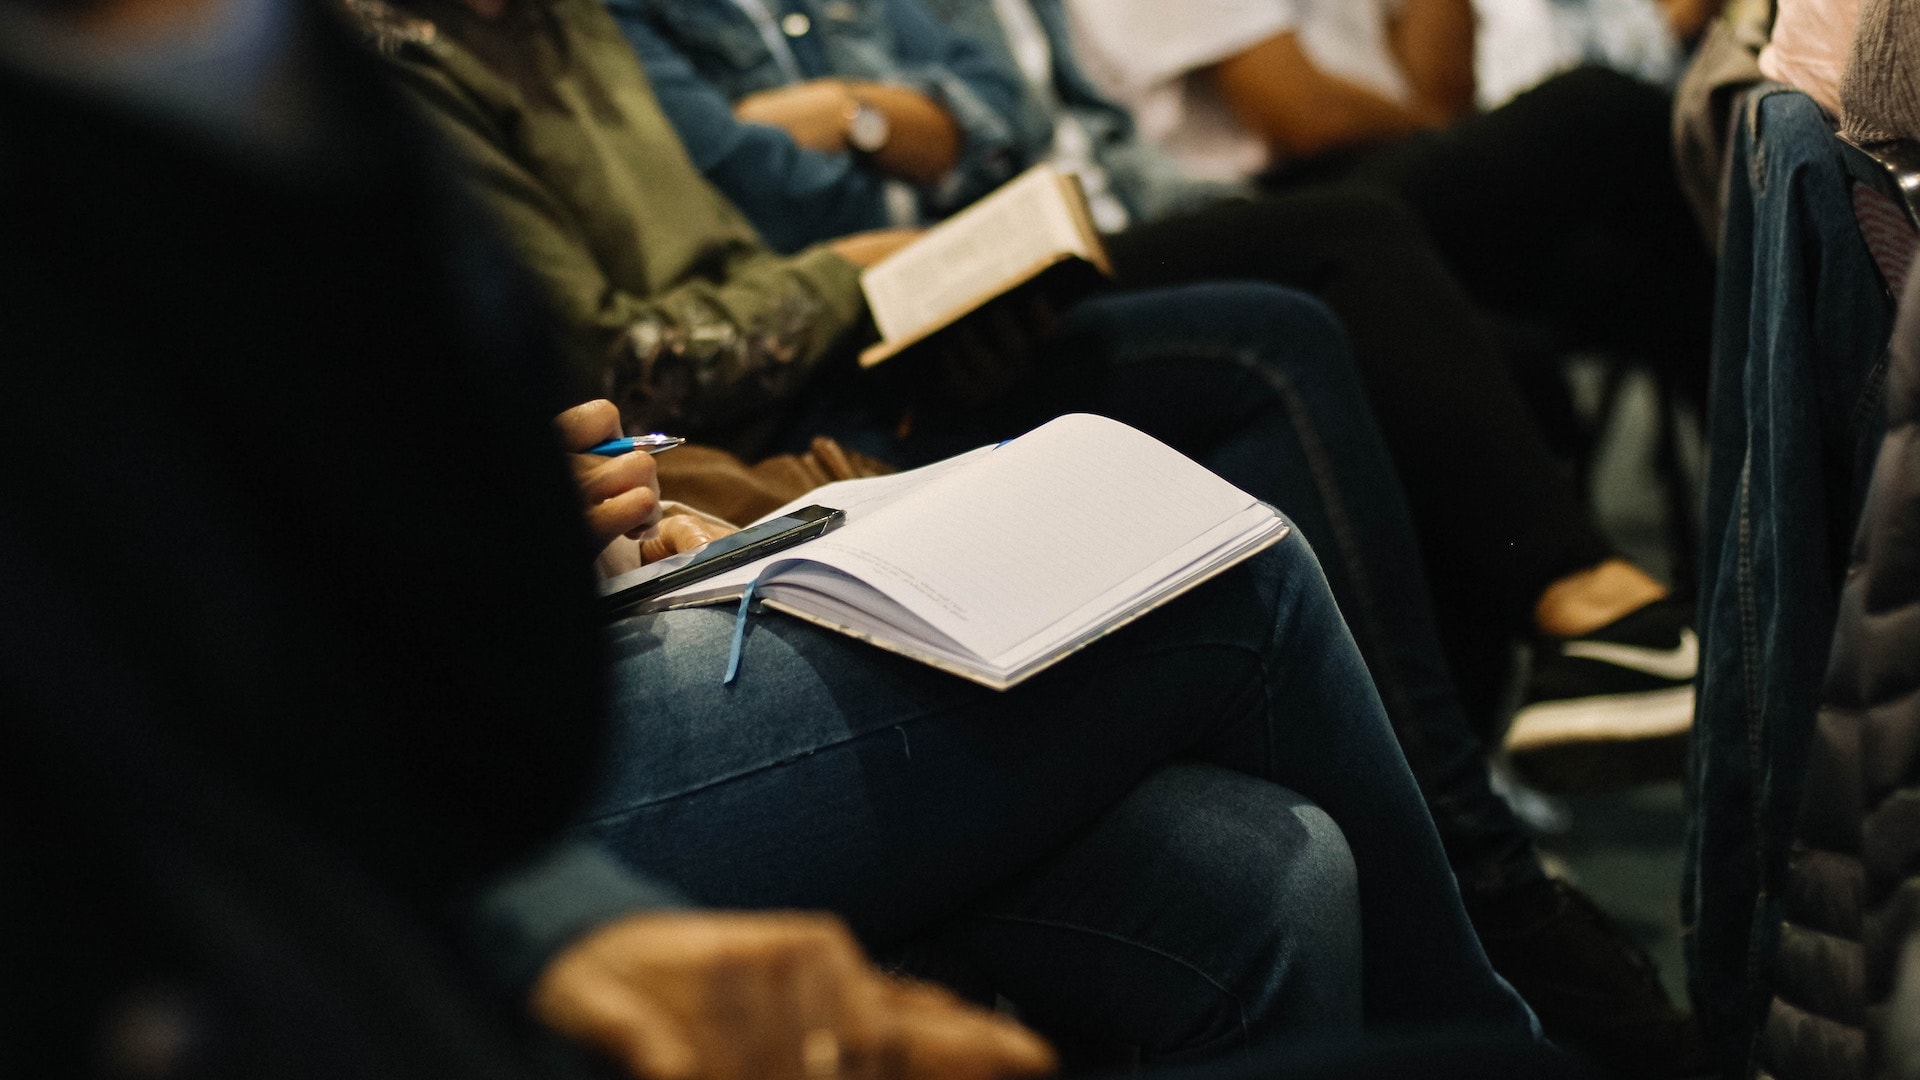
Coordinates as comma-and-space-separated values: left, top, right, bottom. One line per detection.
844, 98, 891, 155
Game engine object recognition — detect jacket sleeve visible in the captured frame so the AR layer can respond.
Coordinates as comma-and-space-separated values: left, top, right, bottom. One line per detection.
393, 66, 869, 434
604, 0, 1036, 251
882, 0, 1037, 214
470, 841, 689, 997
608, 0, 899, 253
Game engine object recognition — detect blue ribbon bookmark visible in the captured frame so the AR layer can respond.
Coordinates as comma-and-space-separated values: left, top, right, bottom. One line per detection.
722, 577, 763, 685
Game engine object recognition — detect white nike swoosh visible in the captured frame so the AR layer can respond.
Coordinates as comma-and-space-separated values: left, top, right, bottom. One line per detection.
1562, 628, 1699, 681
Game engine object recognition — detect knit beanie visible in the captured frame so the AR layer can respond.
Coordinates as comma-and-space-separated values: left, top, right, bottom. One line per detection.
1839, 0, 1920, 143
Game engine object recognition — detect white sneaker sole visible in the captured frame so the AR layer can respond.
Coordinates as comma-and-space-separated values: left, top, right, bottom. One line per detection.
1505, 685, 1696, 753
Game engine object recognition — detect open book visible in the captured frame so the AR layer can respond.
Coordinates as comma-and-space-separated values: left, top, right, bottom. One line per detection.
601, 415, 1290, 689
858, 164, 1113, 367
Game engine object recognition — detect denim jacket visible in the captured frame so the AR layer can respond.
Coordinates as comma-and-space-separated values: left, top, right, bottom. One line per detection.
1687, 87, 1904, 1071
608, 0, 1034, 252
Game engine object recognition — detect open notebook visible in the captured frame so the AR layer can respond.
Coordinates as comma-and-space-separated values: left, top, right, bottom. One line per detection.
601, 415, 1290, 689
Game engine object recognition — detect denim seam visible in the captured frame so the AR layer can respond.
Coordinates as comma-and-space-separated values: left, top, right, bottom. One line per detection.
1736, 448, 1770, 1020
1100, 337, 1427, 772
968, 912, 1253, 1056
1746, 84, 1799, 198
582, 639, 1269, 825
1227, 351, 1430, 770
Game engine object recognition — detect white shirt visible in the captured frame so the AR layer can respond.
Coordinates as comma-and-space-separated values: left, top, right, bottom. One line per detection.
988, 0, 1132, 231
1473, 0, 1681, 109
1063, 0, 1410, 181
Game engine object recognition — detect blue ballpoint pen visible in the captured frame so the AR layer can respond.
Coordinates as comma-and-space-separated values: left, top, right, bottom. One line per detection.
586, 434, 686, 456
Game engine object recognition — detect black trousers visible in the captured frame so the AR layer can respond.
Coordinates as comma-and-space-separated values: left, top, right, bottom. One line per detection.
1109, 68, 1713, 722
1324, 67, 1715, 406
1108, 188, 1613, 726
1109, 187, 1612, 623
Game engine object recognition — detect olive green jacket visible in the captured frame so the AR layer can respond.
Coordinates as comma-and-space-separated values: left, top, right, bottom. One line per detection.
349, 0, 868, 443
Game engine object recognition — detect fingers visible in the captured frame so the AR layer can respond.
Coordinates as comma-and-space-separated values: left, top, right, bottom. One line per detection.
639, 515, 737, 564
555, 399, 624, 453
576, 461, 660, 545
532, 954, 702, 1080
882, 980, 1056, 1080
827, 229, 922, 268
531, 913, 1052, 1080
668, 914, 878, 1080
535, 913, 880, 1080
556, 399, 664, 546
575, 446, 661, 547
588, 487, 664, 548
731, 927, 854, 1080
575, 447, 659, 503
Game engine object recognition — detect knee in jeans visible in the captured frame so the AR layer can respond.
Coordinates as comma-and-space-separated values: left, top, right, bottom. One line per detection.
1245, 529, 1337, 619
1174, 283, 1354, 386
1209, 282, 1345, 347
1125, 765, 1362, 1055
1230, 798, 1360, 1004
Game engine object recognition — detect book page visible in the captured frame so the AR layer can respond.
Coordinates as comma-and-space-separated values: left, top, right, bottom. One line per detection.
860, 165, 1089, 344
786, 414, 1260, 663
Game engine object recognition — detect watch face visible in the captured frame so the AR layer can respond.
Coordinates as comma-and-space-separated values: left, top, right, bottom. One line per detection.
848, 102, 890, 154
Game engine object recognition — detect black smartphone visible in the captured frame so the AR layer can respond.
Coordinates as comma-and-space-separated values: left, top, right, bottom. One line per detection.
600, 504, 845, 616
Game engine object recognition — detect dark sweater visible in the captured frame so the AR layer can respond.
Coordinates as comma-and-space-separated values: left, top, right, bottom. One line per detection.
0, 8, 648, 1074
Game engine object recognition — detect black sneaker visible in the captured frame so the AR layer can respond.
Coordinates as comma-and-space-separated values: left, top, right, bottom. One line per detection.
1505, 598, 1696, 793
1470, 878, 1715, 1077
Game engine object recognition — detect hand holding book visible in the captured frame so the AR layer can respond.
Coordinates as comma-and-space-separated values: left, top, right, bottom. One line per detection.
828, 227, 924, 268
857, 164, 1113, 367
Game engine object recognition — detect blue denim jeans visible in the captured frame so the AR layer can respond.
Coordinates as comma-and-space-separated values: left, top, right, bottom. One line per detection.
1686, 88, 1899, 1068
799, 283, 1543, 898
584, 530, 1534, 1059
1042, 285, 1546, 900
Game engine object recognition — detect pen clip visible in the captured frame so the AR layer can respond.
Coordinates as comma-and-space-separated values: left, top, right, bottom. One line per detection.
587, 434, 687, 456
633, 434, 686, 454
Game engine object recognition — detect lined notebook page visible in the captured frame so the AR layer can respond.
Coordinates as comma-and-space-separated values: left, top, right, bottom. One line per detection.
628, 447, 993, 604
791, 414, 1256, 661
860, 165, 1087, 343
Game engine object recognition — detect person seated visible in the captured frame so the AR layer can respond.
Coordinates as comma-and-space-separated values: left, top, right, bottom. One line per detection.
561, 395, 1554, 1062
0, 2, 1053, 1076
582, 0, 1041, 251
1058, 0, 1717, 400
589, 0, 1706, 1069
343, 0, 1558, 1057
0, 0, 1557, 1071
610, 0, 1705, 802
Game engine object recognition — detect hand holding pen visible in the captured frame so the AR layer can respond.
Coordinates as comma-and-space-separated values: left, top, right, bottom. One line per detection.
558, 406, 718, 562
555, 402, 675, 547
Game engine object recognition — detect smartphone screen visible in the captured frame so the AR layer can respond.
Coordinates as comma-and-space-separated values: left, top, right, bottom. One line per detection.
601, 504, 844, 616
